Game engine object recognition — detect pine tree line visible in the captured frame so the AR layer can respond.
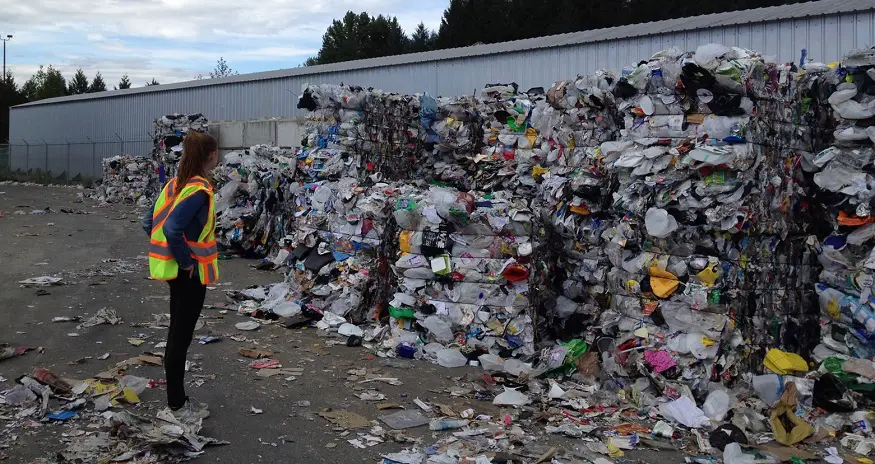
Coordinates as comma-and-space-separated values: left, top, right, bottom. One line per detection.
307, 0, 804, 65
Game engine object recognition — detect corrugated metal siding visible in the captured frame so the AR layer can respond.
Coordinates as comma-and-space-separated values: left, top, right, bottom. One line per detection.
8, 9, 875, 175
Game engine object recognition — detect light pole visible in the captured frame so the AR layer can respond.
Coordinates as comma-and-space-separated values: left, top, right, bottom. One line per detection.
1, 35, 12, 84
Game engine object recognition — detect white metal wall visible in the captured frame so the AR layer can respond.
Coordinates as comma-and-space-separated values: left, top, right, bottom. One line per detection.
8, 10, 875, 175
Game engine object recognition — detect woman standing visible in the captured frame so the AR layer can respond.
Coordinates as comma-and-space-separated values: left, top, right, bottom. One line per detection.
142, 131, 220, 420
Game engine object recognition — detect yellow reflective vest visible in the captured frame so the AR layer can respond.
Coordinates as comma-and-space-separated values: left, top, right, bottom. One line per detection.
148, 176, 219, 284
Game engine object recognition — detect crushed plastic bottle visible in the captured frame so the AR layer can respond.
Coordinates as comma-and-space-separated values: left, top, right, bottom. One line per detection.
429, 418, 470, 431
478, 354, 505, 372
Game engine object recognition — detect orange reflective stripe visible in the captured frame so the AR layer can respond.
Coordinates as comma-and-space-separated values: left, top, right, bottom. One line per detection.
185, 177, 211, 189
149, 252, 174, 261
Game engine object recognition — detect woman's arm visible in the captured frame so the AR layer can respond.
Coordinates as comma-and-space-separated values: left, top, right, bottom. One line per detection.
142, 197, 157, 236
162, 191, 208, 270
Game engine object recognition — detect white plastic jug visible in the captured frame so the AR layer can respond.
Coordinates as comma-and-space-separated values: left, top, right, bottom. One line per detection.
752, 374, 783, 406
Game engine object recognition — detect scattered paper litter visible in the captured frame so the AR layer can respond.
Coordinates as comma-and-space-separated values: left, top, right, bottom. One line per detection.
19, 276, 64, 287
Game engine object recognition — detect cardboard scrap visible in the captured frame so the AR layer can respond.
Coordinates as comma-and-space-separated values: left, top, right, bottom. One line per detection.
130, 355, 163, 366
239, 348, 274, 359
318, 409, 370, 429
770, 382, 814, 446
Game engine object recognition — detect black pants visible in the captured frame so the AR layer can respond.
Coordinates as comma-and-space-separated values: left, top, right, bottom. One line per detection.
165, 270, 206, 409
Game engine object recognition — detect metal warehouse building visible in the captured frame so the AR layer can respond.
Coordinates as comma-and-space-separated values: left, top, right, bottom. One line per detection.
7, 0, 875, 178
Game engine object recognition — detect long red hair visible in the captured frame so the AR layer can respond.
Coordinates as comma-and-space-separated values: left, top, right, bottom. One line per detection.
176, 131, 218, 191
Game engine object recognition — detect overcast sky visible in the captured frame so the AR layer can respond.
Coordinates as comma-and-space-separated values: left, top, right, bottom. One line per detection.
1, 0, 447, 89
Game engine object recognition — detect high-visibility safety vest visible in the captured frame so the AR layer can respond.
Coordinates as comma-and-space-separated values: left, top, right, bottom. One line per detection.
148, 176, 219, 285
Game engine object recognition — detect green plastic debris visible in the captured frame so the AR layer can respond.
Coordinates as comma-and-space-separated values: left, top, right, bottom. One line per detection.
562, 339, 588, 368
389, 306, 416, 320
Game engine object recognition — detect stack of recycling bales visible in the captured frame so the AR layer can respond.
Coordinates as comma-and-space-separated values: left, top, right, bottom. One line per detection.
809, 47, 875, 405
296, 85, 368, 182
93, 154, 157, 205
578, 45, 828, 390
280, 176, 393, 323
528, 72, 622, 342
257, 45, 875, 456
384, 89, 545, 362
247, 86, 403, 323
277, 47, 868, 388
745, 57, 835, 364
417, 93, 482, 188
152, 113, 209, 177
297, 84, 422, 182
361, 90, 422, 182
213, 144, 297, 257
385, 183, 537, 362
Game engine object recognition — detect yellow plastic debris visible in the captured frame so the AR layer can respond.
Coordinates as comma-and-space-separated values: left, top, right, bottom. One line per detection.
606, 441, 624, 458
649, 265, 679, 298
525, 128, 537, 147
118, 387, 141, 405
764, 348, 809, 375
696, 263, 720, 287
399, 231, 413, 253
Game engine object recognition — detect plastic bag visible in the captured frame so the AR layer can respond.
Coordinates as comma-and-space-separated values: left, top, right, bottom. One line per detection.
660, 396, 710, 428
723, 443, 756, 464
493, 387, 531, 406
694, 44, 731, 70
702, 390, 731, 422
421, 316, 454, 342
435, 348, 468, 368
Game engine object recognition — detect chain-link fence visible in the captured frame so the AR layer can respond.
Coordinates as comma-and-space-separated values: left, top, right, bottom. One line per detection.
0, 138, 153, 184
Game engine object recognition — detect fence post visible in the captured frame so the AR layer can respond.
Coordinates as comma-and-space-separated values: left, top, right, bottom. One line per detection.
115, 133, 124, 156
65, 139, 71, 182
41, 138, 48, 176
87, 137, 95, 179
23, 139, 29, 173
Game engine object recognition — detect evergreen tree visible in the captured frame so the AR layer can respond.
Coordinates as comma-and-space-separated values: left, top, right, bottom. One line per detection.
410, 22, 437, 53
146, 79, 160, 86
67, 69, 90, 95
118, 74, 132, 89
0, 71, 28, 142
88, 72, 107, 93
434, 0, 803, 49
307, 11, 410, 65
